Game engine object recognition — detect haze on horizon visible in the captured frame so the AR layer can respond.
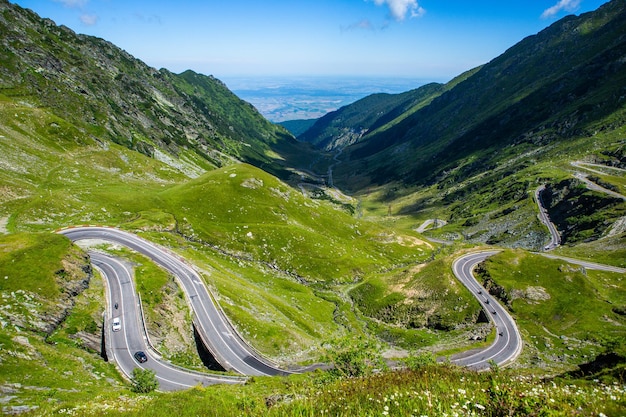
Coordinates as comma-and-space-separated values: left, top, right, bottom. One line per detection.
11, 0, 609, 81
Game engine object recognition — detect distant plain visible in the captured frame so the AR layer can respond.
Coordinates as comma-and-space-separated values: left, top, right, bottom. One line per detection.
222, 76, 436, 122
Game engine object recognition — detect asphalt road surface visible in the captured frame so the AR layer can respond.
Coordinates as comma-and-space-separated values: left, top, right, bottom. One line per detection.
59, 226, 293, 379
450, 251, 523, 370
535, 186, 561, 251
60, 227, 527, 385
91, 251, 244, 391
539, 253, 626, 274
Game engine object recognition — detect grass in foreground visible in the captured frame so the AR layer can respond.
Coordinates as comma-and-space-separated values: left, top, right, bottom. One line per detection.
23, 364, 625, 416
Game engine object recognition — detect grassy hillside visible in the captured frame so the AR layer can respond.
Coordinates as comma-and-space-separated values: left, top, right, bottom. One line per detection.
292, 0, 626, 251
0, 0, 625, 415
0, 0, 312, 180
158, 164, 432, 283
297, 83, 445, 151
0, 233, 125, 414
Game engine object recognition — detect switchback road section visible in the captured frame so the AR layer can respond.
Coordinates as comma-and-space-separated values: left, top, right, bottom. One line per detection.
449, 250, 625, 370
61, 227, 526, 383
92, 251, 244, 391
59, 226, 293, 378
450, 251, 523, 370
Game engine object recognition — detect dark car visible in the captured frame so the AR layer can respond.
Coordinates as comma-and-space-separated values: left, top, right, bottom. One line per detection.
134, 351, 148, 363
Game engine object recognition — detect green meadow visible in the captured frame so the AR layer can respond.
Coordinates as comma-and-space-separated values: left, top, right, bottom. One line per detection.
1, 1, 626, 412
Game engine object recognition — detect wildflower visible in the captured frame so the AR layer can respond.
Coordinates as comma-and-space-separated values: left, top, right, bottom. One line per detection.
474, 403, 485, 410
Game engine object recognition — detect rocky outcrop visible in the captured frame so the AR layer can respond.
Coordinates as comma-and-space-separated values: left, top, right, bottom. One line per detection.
475, 262, 511, 309
39, 252, 92, 336
542, 179, 625, 244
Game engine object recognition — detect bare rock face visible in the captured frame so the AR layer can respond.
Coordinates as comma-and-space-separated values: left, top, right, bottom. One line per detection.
511, 286, 551, 304
39, 253, 92, 336
542, 179, 624, 244
475, 262, 511, 308
12, 250, 93, 337
74, 330, 102, 353
524, 286, 551, 302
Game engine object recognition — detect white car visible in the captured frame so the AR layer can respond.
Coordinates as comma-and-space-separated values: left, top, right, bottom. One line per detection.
112, 317, 121, 332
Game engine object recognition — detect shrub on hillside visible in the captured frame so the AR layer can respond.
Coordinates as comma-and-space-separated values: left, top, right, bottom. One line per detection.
131, 368, 158, 393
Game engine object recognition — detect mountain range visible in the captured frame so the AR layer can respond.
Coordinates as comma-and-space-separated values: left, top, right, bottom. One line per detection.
0, 0, 625, 414
0, 0, 313, 181
295, 0, 626, 248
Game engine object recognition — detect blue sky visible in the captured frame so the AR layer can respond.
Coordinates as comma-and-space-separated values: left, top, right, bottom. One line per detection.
12, 0, 609, 80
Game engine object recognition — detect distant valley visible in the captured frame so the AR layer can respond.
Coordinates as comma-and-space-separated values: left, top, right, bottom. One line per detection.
0, 0, 625, 415
224, 75, 430, 122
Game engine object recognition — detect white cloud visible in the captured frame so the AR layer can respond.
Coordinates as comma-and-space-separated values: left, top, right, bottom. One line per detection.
80, 14, 98, 26
541, 0, 582, 19
372, 0, 426, 21
54, 0, 88, 8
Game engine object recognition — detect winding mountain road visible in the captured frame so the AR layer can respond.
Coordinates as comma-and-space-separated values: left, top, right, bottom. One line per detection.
415, 218, 447, 233
59, 226, 294, 385
450, 251, 523, 370
92, 251, 245, 390
571, 161, 626, 201
535, 186, 561, 251
538, 253, 626, 274
59, 226, 527, 380
448, 250, 626, 370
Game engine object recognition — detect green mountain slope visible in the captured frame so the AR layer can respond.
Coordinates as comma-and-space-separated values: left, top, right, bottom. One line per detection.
0, 0, 625, 414
297, 0, 626, 249
278, 118, 317, 137
335, 0, 626, 185
297, 83, 445, 151
295, 68, 479, 152
0, 0, 308, 179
